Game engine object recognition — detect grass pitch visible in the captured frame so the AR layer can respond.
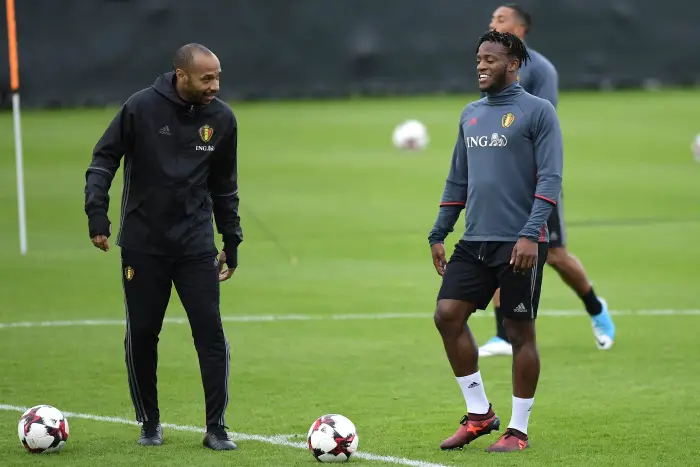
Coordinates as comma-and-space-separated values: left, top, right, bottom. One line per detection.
0, 89, 699, 466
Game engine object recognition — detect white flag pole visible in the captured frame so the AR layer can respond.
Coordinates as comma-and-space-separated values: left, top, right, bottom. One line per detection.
7, 0, 27, 255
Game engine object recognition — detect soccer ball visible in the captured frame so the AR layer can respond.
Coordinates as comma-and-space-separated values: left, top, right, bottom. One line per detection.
307, 414, 359, 462
18, 405, 69, 454
692, 134, 700, 162
392, 119, 429, 151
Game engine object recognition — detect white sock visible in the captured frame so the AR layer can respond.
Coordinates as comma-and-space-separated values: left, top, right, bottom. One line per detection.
456, 371, 490, 415
508, 396, 534, 435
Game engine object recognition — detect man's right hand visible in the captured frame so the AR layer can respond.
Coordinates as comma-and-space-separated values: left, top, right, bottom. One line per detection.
91, 235, 110, 252
431, 243, 447, 276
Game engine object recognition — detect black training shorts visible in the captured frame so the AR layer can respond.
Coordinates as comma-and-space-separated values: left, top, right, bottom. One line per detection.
546, 192, 566, 248
437, 240, 548, 320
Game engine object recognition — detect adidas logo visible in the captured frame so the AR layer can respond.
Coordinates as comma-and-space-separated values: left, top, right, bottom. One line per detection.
467, 382, 480, 388
514, 303, 528, 313
159, 125, 171, 136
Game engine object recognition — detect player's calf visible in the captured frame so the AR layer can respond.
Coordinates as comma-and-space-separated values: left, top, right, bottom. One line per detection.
503, 317, 540, 402
433, 299, 482, 376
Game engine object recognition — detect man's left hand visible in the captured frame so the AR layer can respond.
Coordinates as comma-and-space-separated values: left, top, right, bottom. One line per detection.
218, 251, 235, 282
510, 237, 538, 272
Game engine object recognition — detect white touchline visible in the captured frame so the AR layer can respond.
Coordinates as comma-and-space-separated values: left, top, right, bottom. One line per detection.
0, 404, 452, 467
0, 309, 698, 330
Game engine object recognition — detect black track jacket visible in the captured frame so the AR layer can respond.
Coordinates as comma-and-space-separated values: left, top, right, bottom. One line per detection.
84, 72, 243, 266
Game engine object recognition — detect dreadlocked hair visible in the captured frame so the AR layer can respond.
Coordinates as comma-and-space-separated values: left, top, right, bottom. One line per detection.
476, 30, 531, 68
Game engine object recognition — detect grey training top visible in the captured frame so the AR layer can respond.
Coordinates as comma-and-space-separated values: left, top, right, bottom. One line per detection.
517, 47, 558, 109
428, 82, 563, 245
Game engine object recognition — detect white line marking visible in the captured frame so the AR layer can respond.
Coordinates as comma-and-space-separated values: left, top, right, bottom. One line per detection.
0, 404, 451, 467
0, 309, 698, 330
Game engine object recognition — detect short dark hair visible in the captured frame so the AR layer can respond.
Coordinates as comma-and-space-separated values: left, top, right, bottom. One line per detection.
173, 43, 214, 71
502, 3, 532, 34
476, 30, 531, 68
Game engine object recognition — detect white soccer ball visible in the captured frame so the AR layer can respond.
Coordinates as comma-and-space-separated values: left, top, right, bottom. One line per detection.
307, 414, 359, 463
691, 134, 700, 162
18, 405, 69, 454
392, 119, 429, 151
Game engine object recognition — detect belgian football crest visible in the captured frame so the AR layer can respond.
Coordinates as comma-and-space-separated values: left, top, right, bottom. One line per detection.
199, 124, 214, 143
501, 112, 515, 128
125, 266, 134, 281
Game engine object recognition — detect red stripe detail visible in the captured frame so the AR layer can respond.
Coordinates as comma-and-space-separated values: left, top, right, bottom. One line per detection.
539, 224, 546, 242
440, 201, 466, 206
535, 194, 556, 205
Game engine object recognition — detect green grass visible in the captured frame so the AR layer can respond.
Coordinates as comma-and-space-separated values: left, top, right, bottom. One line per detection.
0, 89, 699, 466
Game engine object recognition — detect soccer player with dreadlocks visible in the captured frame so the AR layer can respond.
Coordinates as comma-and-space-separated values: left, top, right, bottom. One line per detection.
479, 4, 616, 358
428, 30, 563, 452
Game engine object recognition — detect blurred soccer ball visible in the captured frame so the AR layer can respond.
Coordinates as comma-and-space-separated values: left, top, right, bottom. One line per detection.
18, 405, 69, 454
392, 119, 429, 151
307, 414, 358, 462
692, 134, 700, 162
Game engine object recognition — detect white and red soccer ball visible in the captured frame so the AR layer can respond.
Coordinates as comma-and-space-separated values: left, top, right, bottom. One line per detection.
18, 405, 69, 454
307, 414, 359, 462
692, 134, 700, 163
392, 119, 429, 151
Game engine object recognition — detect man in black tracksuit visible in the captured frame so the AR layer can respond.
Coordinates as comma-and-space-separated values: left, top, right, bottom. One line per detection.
84, 44, 241, 451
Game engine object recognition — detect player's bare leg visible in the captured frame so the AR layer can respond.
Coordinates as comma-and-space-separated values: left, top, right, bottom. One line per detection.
546, 247, 590, 295
486, 318, 537, 452
504, 318, 539, 401
434, 299, 479, 376
547, 247, 615, 349
434, 299, 500, 450
479, 289, 513, 357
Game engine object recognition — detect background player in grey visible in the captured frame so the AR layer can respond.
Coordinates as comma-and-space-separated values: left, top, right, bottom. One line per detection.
85, 44, 241, 451
478, 3, 616, 357
429, 31, 562, 452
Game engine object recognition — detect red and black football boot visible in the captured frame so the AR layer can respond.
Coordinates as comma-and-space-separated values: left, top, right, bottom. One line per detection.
485, 428, 529, 452
439, 404, 500, 450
